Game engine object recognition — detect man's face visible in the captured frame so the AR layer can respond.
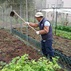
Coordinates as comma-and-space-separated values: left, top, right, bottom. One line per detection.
35, 17, 41, 22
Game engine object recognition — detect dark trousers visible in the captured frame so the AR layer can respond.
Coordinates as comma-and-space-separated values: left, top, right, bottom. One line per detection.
41, 39, 54, 60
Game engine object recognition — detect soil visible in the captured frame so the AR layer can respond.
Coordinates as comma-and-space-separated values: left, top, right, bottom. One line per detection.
0, 29, 42, 63
16, 27, 71, 57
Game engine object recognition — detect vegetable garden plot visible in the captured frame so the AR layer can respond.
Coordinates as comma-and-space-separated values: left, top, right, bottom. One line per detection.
0, 29, 66, 71
12, 27, 71, 70
12, 28, 71, 70
0, 29, 42, 63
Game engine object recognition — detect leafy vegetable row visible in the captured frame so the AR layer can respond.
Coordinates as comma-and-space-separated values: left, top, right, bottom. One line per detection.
56, 25, 71, 32
55, 30, 71, 39
1, 54, 65, 71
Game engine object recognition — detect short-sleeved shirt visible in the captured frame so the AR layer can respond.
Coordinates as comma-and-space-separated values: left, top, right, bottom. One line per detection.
38, 18, 50, 27
44, 21, 50, 27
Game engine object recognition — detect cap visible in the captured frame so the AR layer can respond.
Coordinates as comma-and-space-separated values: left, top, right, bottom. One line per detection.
35, 12, 43, 17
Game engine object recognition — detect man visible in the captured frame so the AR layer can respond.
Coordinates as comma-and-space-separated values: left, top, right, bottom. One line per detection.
26, 12, 54, 61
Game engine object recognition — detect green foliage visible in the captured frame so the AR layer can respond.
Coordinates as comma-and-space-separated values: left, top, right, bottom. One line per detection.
57, 25, 71, 32
56, 30, 71, 39
0, 61, 6, 69
0, 0, 6, 4
1, 54, 64, 71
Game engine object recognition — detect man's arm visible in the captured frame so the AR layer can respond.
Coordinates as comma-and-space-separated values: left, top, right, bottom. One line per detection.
36, 21, 50, 35
29, 22, 38, 28
38, 26, 49, 34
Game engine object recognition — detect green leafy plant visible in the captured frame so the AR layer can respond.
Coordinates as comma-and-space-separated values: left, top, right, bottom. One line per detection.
56, 25, 71, 32
1, 54, 65, 71
56, 30, 71, 39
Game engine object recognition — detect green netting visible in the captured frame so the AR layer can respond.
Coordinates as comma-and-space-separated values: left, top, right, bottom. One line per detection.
28, 36, 41, 49
12, 28, 41, 49
54, 49, 71, 66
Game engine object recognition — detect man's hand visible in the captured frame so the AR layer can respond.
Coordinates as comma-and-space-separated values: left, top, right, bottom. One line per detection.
25, 22, 29, 25
36, 31, 40, 35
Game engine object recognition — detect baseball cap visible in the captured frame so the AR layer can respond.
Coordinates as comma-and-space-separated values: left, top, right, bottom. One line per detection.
35, 12, 43, 17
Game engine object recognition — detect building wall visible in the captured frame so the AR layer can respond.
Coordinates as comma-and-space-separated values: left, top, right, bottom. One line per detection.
62, 0, 71, 7
46, 0, 64, 8
34, 0, 64, 9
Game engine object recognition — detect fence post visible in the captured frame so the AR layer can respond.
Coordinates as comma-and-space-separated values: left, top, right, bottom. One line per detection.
10, 6, 13, 33
55, 10, 58, 35
26, 0, 29, 45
